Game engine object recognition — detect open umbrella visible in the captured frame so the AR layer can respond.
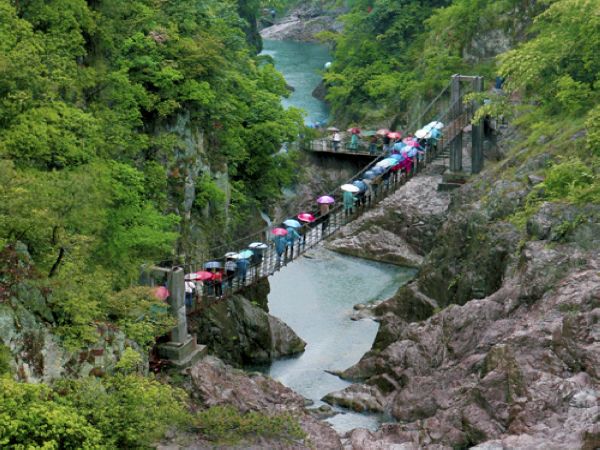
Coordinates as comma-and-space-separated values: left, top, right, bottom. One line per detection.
352, 180, 367, 192
372, 166, 385, 175
186, 271, 213, 281
390, 153, 405, 161
249, 242, 268, 250
431, 121, 444, 129
361, 130, 377, 137
363, 170, 376, 179
237, 249, 254, 259
347, 127, 361, 134
415, 129, 428, 139
376, 128, 390, 136
387, 131, 402, 139
376, 158, 398, 168
327, 126, 339, 132
204, 261, 222, 270
272, 227, 288, 236
283, 219, 301, 228
153, 286, 170, 300
341, 183, 360, 193
297, 213, 315, 223
224, 251, 239, 258
316, 195, 335, 204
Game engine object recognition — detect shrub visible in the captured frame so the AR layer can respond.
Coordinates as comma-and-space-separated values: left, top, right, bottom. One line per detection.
195, 405, 305, 445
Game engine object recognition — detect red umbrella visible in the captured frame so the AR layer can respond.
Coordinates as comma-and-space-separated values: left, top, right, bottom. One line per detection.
153, 286, 170, 301
187, 271, 213, 281
271, 227, 288, 236
387, 131, 402, 139
297, 213, 315, 223
376, 128, 390, 136
347, 127, 361, 134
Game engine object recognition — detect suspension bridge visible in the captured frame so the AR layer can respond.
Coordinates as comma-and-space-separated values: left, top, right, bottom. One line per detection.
143, 74, 487, 367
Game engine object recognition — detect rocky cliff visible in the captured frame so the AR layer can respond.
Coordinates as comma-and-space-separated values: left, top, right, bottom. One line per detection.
323, 127, 600, 448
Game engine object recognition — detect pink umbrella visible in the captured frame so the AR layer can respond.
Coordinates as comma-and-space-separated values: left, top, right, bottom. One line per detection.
387, 131, 402, 139
347, 127, 361, 134
272, 227, 288, 236
316, 195, 335, 204
186, 271, 213, 281
297, 213, 315, 223
153, 286, 170, 301
409, 140, 420, 147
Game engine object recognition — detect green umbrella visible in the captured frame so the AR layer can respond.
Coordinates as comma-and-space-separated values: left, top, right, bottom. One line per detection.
361, 130, 377, 137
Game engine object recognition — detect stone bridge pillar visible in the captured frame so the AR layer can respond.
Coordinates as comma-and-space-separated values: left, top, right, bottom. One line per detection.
140, 265, 206, 367
450, 74, 463, 172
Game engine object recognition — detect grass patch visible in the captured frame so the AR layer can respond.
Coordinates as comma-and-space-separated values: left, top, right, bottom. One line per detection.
195, 405, 306, 445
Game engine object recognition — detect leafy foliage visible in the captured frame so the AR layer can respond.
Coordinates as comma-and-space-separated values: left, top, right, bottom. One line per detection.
0, 374, 190, 449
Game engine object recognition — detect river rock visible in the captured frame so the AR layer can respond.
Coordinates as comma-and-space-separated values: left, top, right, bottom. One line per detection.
322, 383, 385, 413
189, 290, 306, 366
186, 356, 343, 449
260, 4, 345, 42
326, 175, 450, 266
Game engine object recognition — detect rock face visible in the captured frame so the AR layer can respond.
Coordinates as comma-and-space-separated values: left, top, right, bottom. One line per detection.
181, 356, 343, 449
322, 131, 600, 448
326, 175, 451, 266
0, 301, 139, 383
189, 280, 306, 366
260, 4, 345, 42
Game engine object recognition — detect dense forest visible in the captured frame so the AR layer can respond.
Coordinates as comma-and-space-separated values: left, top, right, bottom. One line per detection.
0, 0, 598, 447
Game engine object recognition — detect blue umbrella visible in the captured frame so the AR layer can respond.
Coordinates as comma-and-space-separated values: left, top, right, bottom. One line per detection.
352, 180, 367, 192
283, 219, 301, 228
204, 261, 222, 269
237, 249, 254, 260
390, 153, 405, 161
392, 142, 405, 152
372, 166, 385, 175
363, 170, 376, 179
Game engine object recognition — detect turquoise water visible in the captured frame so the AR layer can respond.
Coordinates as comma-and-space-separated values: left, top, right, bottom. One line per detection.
261, 39, 331, 126
266, 247, 416, 433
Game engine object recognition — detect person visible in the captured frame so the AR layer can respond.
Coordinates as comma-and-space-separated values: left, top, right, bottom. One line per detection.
319, 203, 330, 235
285, 226, 301, 261
343, 190, 355, 217
236, 257, 249, 285
332, 131, 341, 152
369, 135, 378, 155
225, 257, 237, 289
349, 132, 359, 152
382, 134, 391, 153
274, 235, 286, 270
212, 268, 223, 298
184, 280, 195, 309
270, 8, 276, 20
250, 247, 264, 277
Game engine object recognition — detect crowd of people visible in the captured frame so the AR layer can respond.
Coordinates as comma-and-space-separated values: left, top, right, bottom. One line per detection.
182, 122, 444, 310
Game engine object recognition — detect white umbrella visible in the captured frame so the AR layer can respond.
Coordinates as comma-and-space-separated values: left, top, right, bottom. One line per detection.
341, 184, 360, 193
376, 158, 397, 168
415, 129, 428, 139
249, 242, 268, 250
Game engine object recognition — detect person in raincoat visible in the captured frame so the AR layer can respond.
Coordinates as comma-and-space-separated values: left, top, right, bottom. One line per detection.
274, 235, 286, 270
319, 203, 330, 235
212, 268, 223, 298
332, 131, 341, 152
349, 133, 359, 152
236, 257, 249, 285
343, 190, 355, 217
285, 226, 301, 261
225, 257, 237, 289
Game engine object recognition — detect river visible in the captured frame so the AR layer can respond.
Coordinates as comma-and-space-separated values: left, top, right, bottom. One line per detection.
266, 247, 416, 433
259, 38, 416, 433
261, 39, 331, 126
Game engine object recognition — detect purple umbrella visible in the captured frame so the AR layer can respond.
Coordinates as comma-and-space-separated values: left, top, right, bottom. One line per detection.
317, 195, 335, 204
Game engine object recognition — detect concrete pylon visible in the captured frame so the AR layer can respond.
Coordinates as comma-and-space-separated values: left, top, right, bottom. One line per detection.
471, 76, 484, 174
450, 74, 463, 172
